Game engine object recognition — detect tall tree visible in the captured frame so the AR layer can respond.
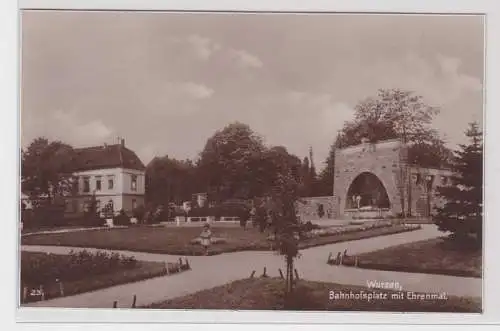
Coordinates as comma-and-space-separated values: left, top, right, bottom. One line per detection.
198, 122, 267, 201
21, 137, 75, 202
299, 156, 311, 197
335, 89, 451, 168
316, 142, 336, 196
262, 152, 302, 301
145, 156, 197, 206
434, 122, 483, 246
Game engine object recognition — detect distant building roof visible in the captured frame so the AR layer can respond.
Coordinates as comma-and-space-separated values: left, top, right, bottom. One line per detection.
72, 141, 145, 172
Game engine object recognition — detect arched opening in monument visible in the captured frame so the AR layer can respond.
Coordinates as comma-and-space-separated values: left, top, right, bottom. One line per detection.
345, 172, 390, 210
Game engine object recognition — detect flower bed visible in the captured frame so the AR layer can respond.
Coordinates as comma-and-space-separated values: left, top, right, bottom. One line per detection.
190, 237, 227, 245
20, 250, 189, 303
267, 221, 413, 241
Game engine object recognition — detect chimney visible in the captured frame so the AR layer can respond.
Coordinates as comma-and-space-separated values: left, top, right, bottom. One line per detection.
120, 138, 125, 147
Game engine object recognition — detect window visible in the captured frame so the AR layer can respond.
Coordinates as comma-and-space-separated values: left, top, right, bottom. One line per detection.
73, 177, 79, 193
95, 176, 102, 191
108, 176, 114, 190
83, 177, 90, 193
131, 175, 137, 191
415, 174, 422, 185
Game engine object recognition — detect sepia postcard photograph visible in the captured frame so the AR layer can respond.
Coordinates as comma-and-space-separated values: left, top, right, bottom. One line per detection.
18, 7, 485, 319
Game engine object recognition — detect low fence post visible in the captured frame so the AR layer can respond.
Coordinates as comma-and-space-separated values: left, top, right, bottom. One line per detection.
40, 285, 45, 301
22, 286, 28, 303
59, 281, 64, 297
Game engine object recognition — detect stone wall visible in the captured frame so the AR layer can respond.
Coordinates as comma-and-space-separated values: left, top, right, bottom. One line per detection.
296, 196, 336, 222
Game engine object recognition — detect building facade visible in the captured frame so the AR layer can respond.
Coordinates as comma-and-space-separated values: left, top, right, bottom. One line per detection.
65, 139, 146, 217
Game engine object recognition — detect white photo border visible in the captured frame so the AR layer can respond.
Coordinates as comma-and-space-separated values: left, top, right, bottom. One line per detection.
7, 0, 500, 326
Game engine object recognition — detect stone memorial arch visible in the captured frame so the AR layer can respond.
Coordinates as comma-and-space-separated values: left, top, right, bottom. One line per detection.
332, 138, 407, 219
296, 138, 453, 222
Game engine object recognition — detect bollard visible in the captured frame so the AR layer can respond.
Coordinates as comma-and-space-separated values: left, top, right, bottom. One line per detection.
250, 270, 256, 278
40, 285, 45, 301
113, 301, 117, 308
294, 268, 300, 280
131, 295, 137, 308
59, 281, 65, 297
22, 286, 28, 303
278, 268, 284, 279
262, 267, 268, 278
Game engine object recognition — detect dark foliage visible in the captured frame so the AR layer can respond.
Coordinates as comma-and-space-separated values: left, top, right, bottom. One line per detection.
434, 122, 483, 246
113, 209, 131, 226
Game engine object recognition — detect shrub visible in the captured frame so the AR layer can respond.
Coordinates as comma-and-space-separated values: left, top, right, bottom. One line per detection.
113, 209, 131, 226
132, 205, 146, 222
317, 203, 325, 218
149, 205, 170, 223
24, 200, 67, 228
300, 221, 320, 232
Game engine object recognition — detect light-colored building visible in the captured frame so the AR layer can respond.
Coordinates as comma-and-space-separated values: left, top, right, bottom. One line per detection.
65, 139, 146, 217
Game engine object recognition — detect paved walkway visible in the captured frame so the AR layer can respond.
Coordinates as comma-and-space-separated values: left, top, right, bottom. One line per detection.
21, 225, 482, 308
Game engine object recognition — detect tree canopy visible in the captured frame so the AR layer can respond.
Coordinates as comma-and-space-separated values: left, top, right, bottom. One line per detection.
145, 156, 197, 206
434, 121, 483, 246
21, 137, 75, 202
334, 89, 451, 168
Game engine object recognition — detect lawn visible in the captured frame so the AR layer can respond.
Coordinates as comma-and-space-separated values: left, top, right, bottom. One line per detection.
20, 251, 186, 303
340, 237, 482, 278
21, 224, 421, 256
144, 277, 481, 312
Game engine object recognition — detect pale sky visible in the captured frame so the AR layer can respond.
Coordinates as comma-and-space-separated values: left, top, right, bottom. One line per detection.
20, 11, 484, 169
